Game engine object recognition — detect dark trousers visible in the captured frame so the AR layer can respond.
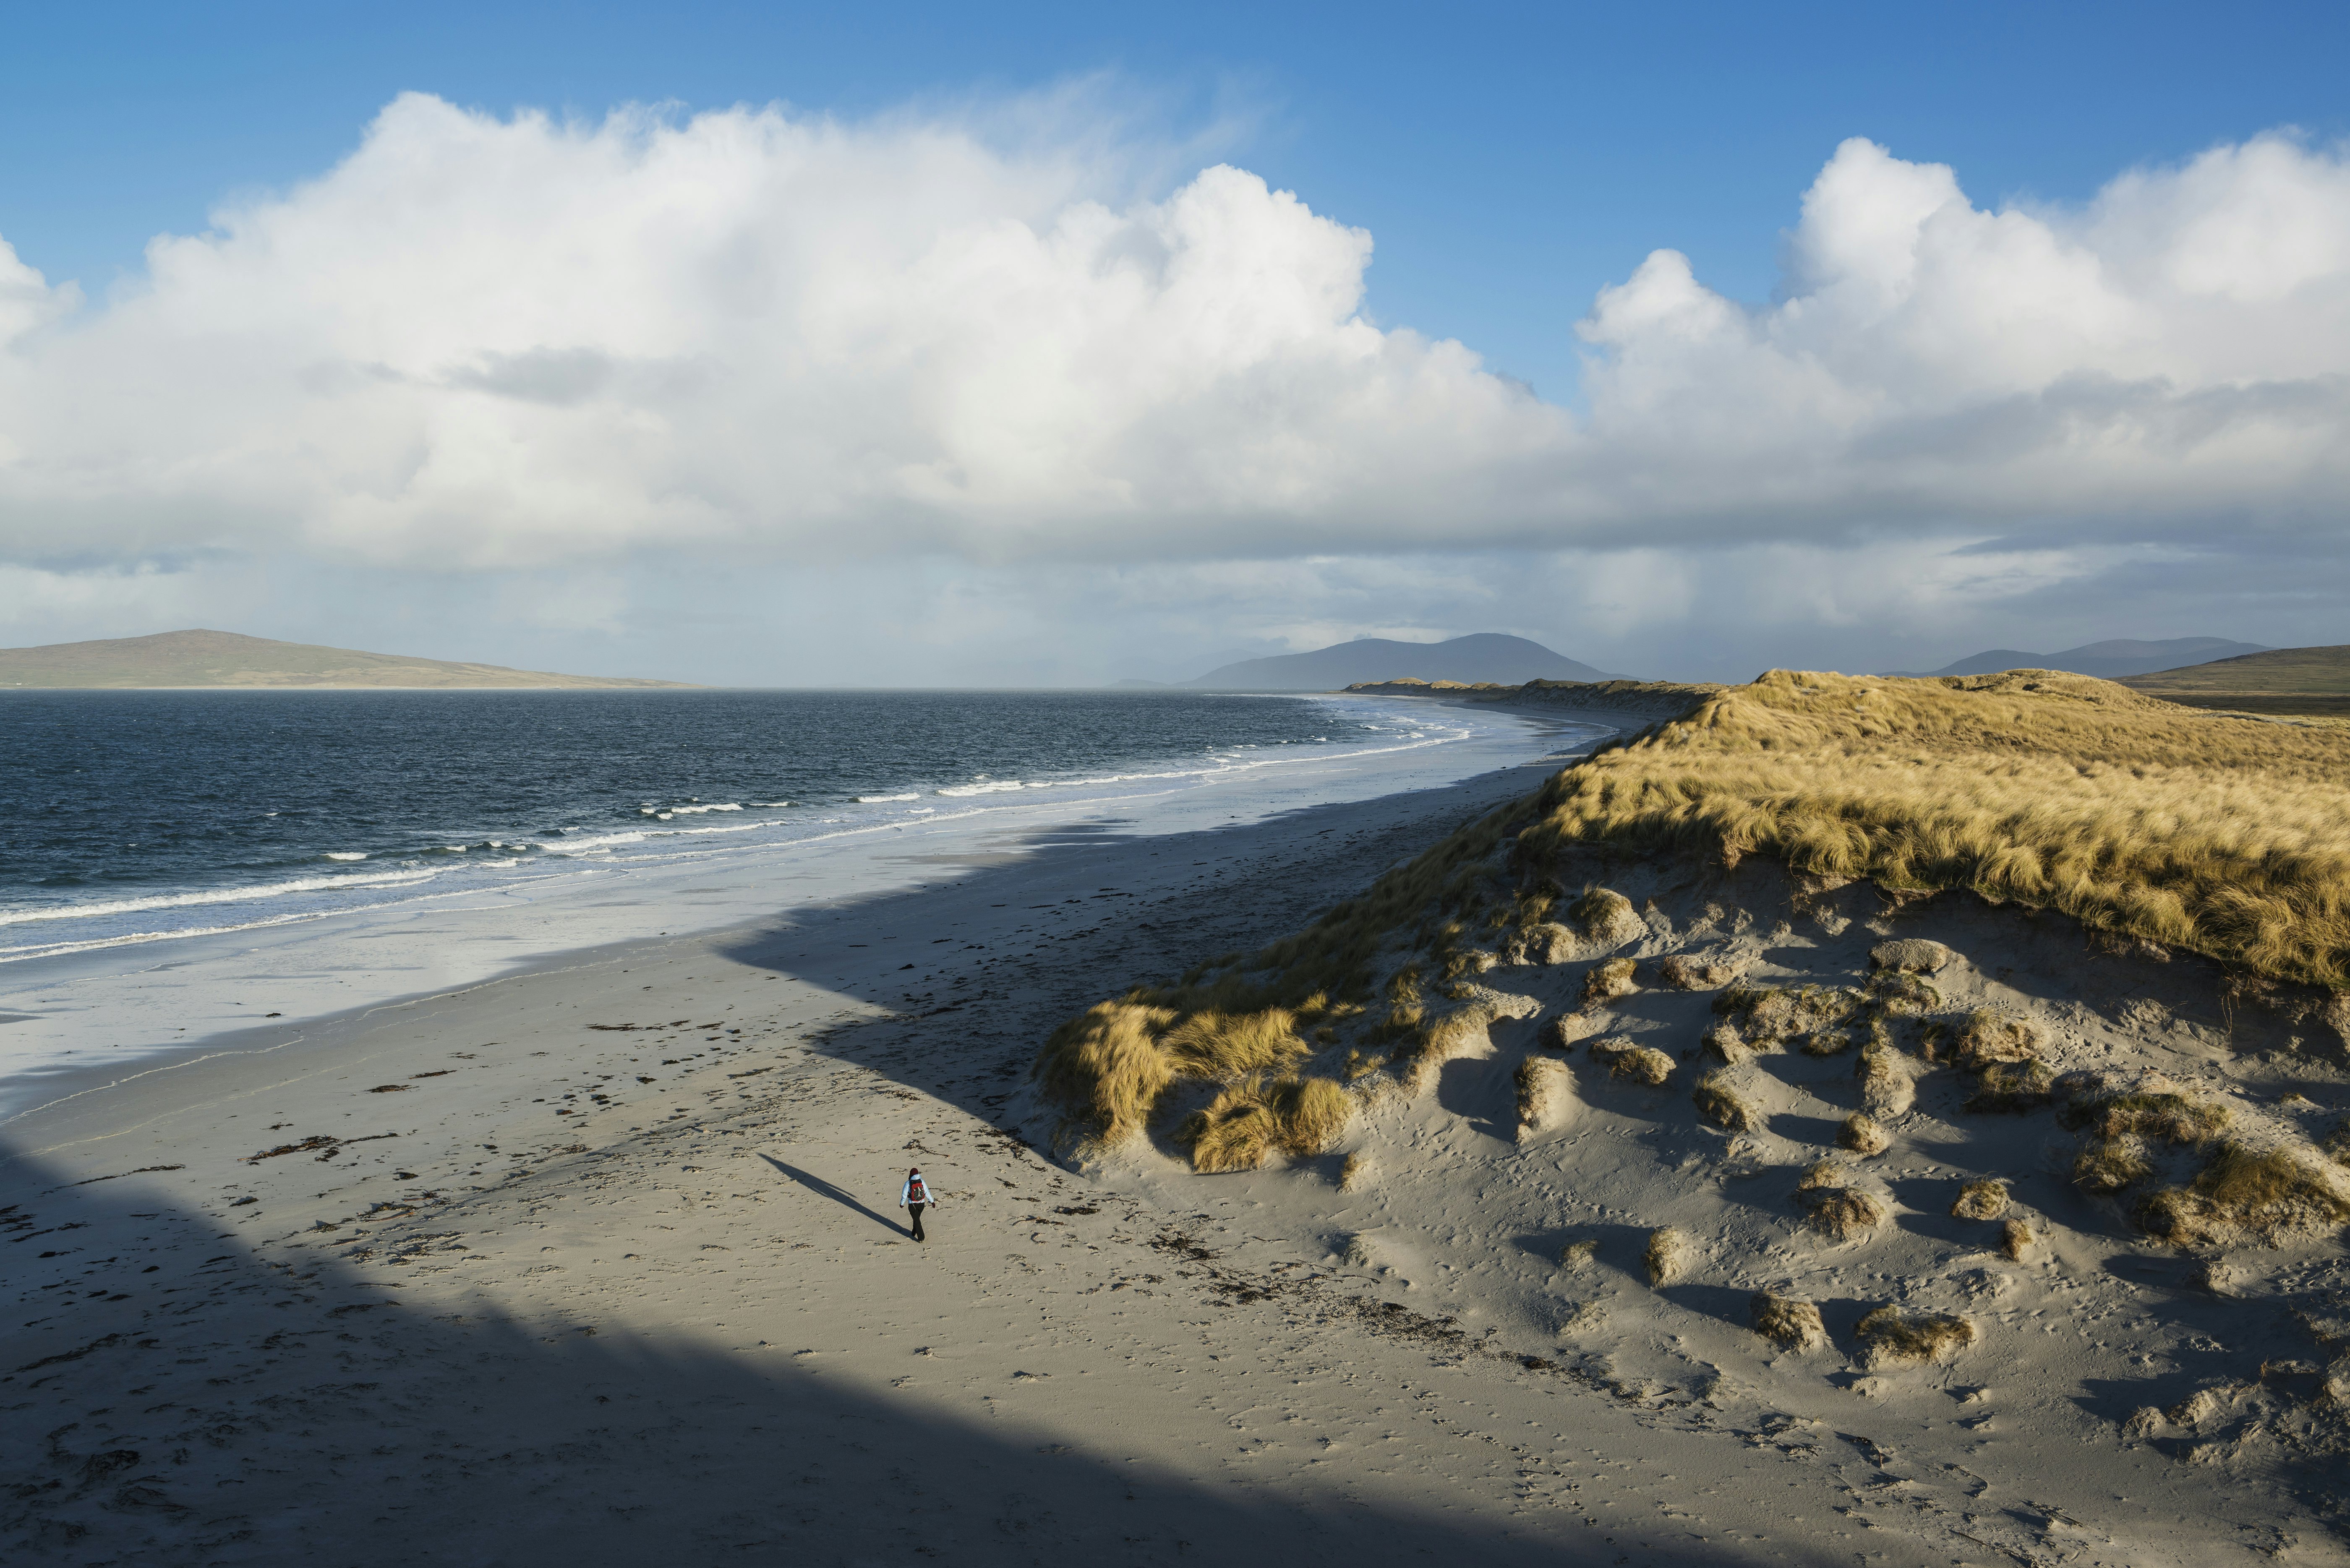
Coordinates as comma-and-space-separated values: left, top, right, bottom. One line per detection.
907, 1203, 926, 1241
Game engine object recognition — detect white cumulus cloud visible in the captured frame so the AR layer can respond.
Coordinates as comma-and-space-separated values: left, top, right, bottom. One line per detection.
0, 93, 1559, 570
1567, 134, 2350, 545
0, 96, 2345, 614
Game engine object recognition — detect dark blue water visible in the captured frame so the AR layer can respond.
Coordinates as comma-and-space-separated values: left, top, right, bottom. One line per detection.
1, 689, 1386, 929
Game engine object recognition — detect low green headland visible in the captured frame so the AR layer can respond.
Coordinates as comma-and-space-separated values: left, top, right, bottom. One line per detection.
0, 629, 699, 689
2122, 643, 2350, 717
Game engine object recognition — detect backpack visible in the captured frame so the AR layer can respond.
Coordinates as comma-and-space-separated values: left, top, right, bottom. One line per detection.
908, 1178, 928, 1204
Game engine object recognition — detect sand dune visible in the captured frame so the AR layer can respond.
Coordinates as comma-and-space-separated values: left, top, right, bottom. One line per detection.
6, 712, 2345, 1562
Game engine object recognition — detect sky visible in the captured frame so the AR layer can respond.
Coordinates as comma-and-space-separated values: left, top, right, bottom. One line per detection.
1, 0, 2346, 685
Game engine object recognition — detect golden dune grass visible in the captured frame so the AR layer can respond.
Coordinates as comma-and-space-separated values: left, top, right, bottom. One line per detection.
1691, 1069, 1758, 1131
1521, 669, 2350, 986
2134, 1142, 2350, 1249
1643, 1226, 1692, 1286
1855, 1307, 1978, 1367
1029, 767, 1557, 1158
1750, 1291, 1828, 1351
1838, 1112, 1892, 1156
1036, 668, 2350, 1162
1182, 1075, 1354, 1174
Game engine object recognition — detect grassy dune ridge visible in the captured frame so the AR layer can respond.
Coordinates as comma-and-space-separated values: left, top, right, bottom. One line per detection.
1528, 669, 2350, 986
1034, 668, 2350, 1166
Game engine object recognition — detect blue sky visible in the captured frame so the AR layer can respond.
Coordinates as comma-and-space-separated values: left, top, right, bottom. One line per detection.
1, 2, 2347, 681
11, 1, 2342, 409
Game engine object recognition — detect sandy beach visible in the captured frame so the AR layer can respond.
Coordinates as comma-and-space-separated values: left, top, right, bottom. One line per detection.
6, 716, 2346, 1565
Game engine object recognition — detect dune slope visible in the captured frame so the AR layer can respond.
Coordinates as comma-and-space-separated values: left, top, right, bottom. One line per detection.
1035, 668, 2350, 1543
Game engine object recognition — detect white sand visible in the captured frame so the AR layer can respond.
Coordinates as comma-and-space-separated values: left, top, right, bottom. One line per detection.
5, 746, 2345, 1563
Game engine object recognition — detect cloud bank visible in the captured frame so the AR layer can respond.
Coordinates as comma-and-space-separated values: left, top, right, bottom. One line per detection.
3, 94, 2345, 582
1575, 134, 2350, 544
0, 94, 1559, 570
2, 94, 2348, 683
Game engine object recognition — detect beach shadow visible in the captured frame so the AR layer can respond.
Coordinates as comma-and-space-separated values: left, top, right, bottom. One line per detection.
1883, 1175, 1981, 1244
1809, 1293, 1891, 1353
1434, 1050, 1518, 1141
1535, 1220, 1658, 1284
0, 1156, 1734, 1566
757, 1153, 905, 1236
1657, 1280, 1754, 1331
1766, 1108, 1845, 1145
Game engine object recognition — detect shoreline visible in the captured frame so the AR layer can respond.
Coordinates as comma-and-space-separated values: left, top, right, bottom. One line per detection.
5, 754, 1714, 1565
3, 754, 1572, 1156
0, 694, 1582, 1109
8, 725, 2318, 1564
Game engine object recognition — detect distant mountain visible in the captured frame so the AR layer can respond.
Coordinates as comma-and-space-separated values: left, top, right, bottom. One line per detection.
1882, 637, 2270, 681
1184, 634, 1624, 690
2120, 644, 2350, 717
0, 629, 699, 689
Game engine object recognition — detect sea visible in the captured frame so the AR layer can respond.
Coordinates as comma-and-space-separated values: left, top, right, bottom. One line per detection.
0, 688, 1585, 1111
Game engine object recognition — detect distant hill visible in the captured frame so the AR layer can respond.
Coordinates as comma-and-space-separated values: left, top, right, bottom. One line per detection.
2121, 644, 2350, 717
1882, 637, 2269, 681
0, 629, 699, 689
1185, 634, 1624, 690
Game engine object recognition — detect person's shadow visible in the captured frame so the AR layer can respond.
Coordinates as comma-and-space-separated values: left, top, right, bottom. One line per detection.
758, 1153, 909, 1237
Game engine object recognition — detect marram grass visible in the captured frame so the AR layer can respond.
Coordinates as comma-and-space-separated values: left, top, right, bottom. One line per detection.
1035, 668, 2350, 1163
1521, 669, 2350, 987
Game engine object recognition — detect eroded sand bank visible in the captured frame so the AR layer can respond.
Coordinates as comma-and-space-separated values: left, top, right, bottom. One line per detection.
4, 755, 2340, 1564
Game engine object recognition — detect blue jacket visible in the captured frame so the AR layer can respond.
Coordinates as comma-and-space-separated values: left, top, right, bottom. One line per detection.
900, 1177, 935, 1207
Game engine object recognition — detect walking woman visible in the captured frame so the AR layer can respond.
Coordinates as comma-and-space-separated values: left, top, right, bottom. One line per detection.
899, 1167, 935, 1242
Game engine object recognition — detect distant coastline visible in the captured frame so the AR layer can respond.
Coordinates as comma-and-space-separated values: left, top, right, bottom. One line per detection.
0, 628, 699, 689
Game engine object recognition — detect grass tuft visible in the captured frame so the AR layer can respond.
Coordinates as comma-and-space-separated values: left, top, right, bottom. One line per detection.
1796, 1182, 1887, 1242
1966, 1058, 2054, 1114
1514, 1055, 1573, 1137
2069, 1090, 2232, 1199
1857, 1041, 1914, 1118
1568, 887, 1644, 945
1838, 1112, 1892, 1156
1590, 1036, 1676, 1086
1854, 1307, 1978, 1368
1750, 1291, 1828, 1351
1180, 1075, 1353, 1174
1868, 970, 1943, 1015
1032, 999, 1180, 1149
2136, 1140, 2350, 1248
1581, 957, 1638, 1007
2074, 1135, 2154, 1194
1956, 1010, 2042, 1069
1950, 1179, 2009, 1220
1798, 1158, 1852, 1190
2063, 1092, 2231, 1146
1691, 1069, 1760, 1132
1643, 1226, 1691, 1286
